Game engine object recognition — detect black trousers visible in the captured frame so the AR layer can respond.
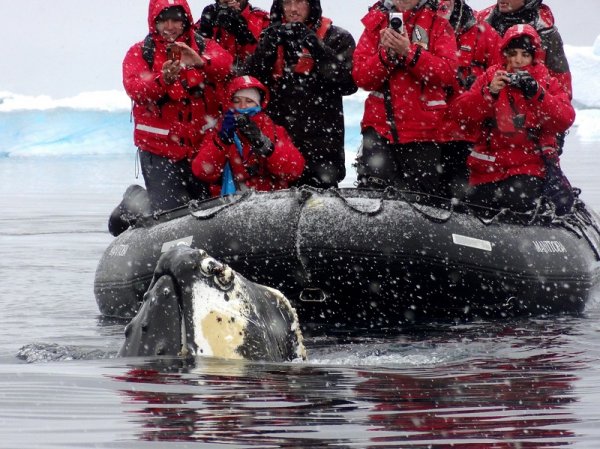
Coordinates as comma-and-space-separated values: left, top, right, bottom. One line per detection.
466, 175, 543, 213
139, 150, 209, 213
355, 127, 443, 196
439, 140, 472, 200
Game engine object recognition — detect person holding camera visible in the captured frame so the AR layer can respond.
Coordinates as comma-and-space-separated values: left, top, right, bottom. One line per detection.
244, 0, 357, 189
197, 0, 270, 74
192, 75, 305, 196
436, 0, 500, 199
448, 24, 575, 213
123, 0, 233, 212
352, 0, 458, 195
477, 0, 571, 98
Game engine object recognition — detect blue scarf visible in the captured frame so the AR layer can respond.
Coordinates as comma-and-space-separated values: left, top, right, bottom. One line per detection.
221, 106, 262, 196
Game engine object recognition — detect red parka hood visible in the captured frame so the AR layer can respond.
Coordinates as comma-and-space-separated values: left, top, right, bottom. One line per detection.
499, 24, 544, 65
227, 76, 270, 109
148, 0, 194, 34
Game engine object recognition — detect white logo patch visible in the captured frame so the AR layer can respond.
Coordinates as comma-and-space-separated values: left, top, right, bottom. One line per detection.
452, 234, 492, 252
109, 244, 129, 257
533, 241, 567, 253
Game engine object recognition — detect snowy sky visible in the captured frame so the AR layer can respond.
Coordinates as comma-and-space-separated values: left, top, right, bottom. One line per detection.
1, 0, 598, 98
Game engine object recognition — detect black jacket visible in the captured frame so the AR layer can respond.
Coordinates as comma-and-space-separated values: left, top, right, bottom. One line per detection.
244, 0, 356, 187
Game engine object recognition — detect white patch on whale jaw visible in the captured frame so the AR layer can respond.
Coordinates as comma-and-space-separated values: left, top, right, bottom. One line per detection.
189, 259, 307, 362
191, 277, 251, 360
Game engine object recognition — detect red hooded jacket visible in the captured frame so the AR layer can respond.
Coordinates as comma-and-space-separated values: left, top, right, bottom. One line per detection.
440, 3, 500, 142
477, 2, 572, 97
448, 25, 575, 186
353, 2, 458, 143
123, 0, 233, 162
192, 76, 305, 196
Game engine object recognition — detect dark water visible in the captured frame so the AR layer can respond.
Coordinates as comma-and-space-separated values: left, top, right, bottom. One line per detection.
2, 134, 600, 448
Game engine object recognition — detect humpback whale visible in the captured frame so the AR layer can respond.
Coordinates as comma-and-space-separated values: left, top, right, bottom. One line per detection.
118, 246, 306, 362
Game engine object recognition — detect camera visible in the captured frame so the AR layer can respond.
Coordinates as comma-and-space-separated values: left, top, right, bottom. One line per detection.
505, 70, 527, 86
166, 45, 181, 62
235, 113, 250, 128
389, 12, 405, 34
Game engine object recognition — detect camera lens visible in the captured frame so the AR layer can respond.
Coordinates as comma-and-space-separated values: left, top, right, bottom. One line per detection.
390, 17, 402, 32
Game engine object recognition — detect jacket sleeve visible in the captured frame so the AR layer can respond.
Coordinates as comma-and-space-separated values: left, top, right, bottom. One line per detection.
265, 125, 306, 181
244, 26, 280, 86
352, 18, 392, 92
243, 8, 270, 43
122, 43, 167, 104
192, 131, 229, 183
540, 27, 572, 97
533, 77, 575, 134
405, 18, 458, 87
198, 4, 216, 38
201, 38, 234, 84
447, 69, 496, 126
312, 27, 357, 95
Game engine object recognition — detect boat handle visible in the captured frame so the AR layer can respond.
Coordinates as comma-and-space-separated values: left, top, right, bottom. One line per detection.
299, 288, 327, 303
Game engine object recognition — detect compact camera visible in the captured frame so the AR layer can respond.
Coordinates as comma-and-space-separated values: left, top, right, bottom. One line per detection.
389, 12, 405, 34
166, 45, 182, 62
505, 70, 528, 86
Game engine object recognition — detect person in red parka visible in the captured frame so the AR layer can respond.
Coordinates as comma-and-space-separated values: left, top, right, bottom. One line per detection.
192, 76, 305, 196
477, 0, 571, 98
352, 0, 458, 195
448, 24, 575, 213
197, 0, 270, 74
123, 0, 233, 213
437, 0, 500, 199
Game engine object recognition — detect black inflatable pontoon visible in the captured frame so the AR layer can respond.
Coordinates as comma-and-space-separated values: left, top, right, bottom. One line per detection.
94, 188, 600, 329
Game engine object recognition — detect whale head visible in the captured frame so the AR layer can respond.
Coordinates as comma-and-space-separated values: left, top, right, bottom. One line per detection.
119, 246, 306, 362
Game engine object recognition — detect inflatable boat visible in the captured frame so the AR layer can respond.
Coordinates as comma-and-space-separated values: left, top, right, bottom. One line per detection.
94, 187, 600, 330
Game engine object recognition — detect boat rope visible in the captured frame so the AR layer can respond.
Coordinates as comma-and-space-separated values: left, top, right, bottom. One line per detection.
474, 196, 600, 261
329, 189, 385, 216
189, 190, 253, 220
395, 190, 456, 224
560, 200, 600, 260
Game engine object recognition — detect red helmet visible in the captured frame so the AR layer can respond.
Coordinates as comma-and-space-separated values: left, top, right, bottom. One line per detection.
226, 76, 270, 109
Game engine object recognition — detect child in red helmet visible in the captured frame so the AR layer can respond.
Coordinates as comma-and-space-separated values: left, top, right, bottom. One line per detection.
192, 76, 305, 196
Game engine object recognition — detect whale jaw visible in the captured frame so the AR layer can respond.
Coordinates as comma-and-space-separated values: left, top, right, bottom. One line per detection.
119, 246, 306, 362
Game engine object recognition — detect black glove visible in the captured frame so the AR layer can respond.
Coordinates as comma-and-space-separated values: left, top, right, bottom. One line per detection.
214, 6, 238, 30
303, 30, 325, 59
218, 110, 237, 144
215, 6, 255, 44
257, 25, 282, 59
458, 72, 477, 91
235, 114, 274, 157
279, 22, 309, 44
517, 72, 539, 99
278, 23, 308, 66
